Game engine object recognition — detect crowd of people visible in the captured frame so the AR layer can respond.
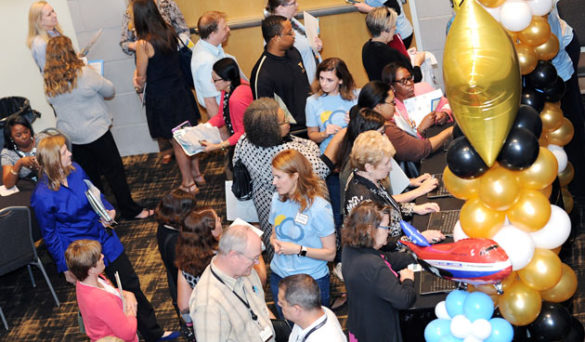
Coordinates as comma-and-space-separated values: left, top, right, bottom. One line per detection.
3, 0, 581, 341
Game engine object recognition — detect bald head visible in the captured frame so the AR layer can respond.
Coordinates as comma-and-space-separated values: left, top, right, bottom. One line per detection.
217, 225, 262, 278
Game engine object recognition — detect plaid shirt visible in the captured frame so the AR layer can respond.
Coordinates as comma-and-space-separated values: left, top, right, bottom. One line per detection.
190, 258, 275, 342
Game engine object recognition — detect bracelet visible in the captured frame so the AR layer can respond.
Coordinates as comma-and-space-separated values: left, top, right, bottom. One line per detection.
9, 167, 18, 176
221, 143, 226, 152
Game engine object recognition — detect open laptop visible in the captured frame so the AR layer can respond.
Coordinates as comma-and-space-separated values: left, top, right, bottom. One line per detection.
425, 210, 460, 236
419, 271, 458, 295
426, 173, 451, 198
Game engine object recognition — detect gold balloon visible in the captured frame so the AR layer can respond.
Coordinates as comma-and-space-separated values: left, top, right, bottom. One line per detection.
547, 118, 575, 146
499, 280, 542, 326
551, 246, 562, 255
540, 102, 564, 132
443, 166, 480, 200
541, 263, 578, 302
534, 33, 560, 60
479, 165, 521, 210
478, 0, 505, 7
538, 132, 549, 146
540, 184, 553, 198
517, 147, 558, 190
558, 162, 574, 187
518, 248, 562, 291
515, 43, 539, 75
562, 187, 574, 214
519, 16, 552, 46
507, 30, 520, 44
460, 197, 506, 238
443, 0, 521, 167
507, 189, 551, 232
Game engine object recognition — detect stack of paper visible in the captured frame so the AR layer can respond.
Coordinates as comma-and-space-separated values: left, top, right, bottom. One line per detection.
173, 123, 222, 156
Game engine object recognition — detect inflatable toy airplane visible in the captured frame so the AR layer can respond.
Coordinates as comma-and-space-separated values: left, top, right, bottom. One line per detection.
399, 221, 512, 286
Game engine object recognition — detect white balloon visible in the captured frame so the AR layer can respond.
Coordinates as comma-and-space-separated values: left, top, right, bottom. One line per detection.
472, 319, 493, 339
451, 314, 472, 339
500, 1, 532, 32
493, 224, 535, 270
548, 144, 568, 173
530, 205, 571, 249
479, 2, 502, 22
435, 300, 451, 319
464, 336, 483, 342
453, 220, 469, 242
528, 0, 553, 16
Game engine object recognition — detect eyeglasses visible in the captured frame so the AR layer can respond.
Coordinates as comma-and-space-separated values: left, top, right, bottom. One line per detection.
212, 77, 224, 83
377, 225, 391, 230
238, 252, 260, 263
393, 75, 414, 86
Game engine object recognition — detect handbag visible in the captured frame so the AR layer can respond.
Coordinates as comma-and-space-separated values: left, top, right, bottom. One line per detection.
177, 36, 194, 90
232, 159, 253, 200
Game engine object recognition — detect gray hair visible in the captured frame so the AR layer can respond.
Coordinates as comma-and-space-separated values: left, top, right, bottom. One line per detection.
279, 274, 321, 311
366, 7, 397, 37
218, 225, 250, 255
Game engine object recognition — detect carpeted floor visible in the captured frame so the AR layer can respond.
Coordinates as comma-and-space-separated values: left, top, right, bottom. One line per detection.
0, 150, 583, 341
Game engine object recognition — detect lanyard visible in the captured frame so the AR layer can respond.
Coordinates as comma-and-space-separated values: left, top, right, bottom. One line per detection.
210, 266, 258, 321
298, 315, 328, 342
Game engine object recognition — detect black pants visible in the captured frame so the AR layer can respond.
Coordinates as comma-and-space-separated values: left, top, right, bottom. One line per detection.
156, 225, 179, 316
105, 251, 164, 342
72, 130, 143, 218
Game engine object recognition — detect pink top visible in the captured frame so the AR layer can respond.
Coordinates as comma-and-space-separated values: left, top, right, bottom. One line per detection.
207, 81, 253, 146
76, 276, 138, 342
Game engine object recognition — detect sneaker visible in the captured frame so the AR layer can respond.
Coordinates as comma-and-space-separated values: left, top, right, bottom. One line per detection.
333, 262, 344, 281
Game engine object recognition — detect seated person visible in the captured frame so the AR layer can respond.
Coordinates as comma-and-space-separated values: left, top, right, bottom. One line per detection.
1, 115, 39, 188
278, 274, 346, 342
65, 239, 138, 342
382, 61, 452, 137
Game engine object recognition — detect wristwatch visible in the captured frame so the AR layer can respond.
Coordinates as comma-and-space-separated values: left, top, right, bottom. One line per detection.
298, 245, 308, 257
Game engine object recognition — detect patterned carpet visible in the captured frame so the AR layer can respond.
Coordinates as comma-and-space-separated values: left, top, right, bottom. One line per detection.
0, 150, 583, 341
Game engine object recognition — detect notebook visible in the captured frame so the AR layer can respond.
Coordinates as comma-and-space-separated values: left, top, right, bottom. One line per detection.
426, 173, 451, 198
425, 210, 460, 235
418, 271, 458, 295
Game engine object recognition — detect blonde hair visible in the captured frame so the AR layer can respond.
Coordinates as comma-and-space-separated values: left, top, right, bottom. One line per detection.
350, 130, 396, 171
44, 36, 84, 96
37, 134, 74, 191
365, 7, 397, 38
27, 1, 63, 48
272, 149, 327, 212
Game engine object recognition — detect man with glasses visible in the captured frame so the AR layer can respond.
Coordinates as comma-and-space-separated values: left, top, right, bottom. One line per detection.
251, 15, 311, 133
190, 225, 276, 342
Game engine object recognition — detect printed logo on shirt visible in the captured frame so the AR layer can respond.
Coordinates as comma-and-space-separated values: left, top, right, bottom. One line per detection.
274, 214, 304, 242
320, 109, 347, 127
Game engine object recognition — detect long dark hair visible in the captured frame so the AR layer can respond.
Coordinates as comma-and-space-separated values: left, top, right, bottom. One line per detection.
312, 58, 356, 101
3, 115, 34, 151
155, 189, 197, 226
358, 81, 390, 109
133, 0, 177, 54
213, 57, 241, 93
335, 106, 385, 169
175, 209, 218, 276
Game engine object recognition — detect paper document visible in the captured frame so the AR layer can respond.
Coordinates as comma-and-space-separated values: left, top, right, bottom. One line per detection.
0, 185, 19, 196
303, 12, 320, 53
173, 123, 222, 156
403, 89, 444, 127
88, 60, 104, 76
114, 272, 127, 312
389, 158, 411, 195
84, 179, 116, 225
225, 181, 259, 223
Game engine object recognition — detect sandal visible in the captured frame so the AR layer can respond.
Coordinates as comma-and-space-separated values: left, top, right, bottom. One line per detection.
161, 154, 173, 165
330, 293, 348, 310
193, 174, 206, 186
134, 208, 155, 220
179, 182, 200, 195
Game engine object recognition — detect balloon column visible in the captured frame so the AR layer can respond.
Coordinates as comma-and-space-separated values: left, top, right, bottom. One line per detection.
425, 290, 514, 342
441, 0, 577, 328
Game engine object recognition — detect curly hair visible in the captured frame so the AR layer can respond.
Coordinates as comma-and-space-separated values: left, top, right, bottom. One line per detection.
335, 107, 385, 169
44, 36, 84, 97
350, 130, 396, 171
155, 189, 197, 226
272, 149, 327, 212
311, 58, 357, 101
342, 200, 392, 248
243, 98, 283, 147
4, 115, 35, 151
175, 209, 218, 276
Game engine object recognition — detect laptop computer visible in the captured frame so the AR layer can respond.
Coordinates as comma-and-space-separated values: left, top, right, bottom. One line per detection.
425, 210, 460, 236
426, 173, 451, 198
418, 271, 458, 295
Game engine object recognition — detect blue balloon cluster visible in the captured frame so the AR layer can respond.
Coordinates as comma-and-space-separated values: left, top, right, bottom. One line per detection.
424, 290, 514, 342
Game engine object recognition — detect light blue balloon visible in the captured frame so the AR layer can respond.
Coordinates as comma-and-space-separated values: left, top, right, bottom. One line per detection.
486, 317, 514, 342
439, 335, 464, 342
424, 319, 452, 342
445, 290, 468, 317
463, 292, 495, 322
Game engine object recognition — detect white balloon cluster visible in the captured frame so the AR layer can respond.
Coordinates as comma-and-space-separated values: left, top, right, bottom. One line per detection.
547, 144, 568, 173
477, 0, 554, 32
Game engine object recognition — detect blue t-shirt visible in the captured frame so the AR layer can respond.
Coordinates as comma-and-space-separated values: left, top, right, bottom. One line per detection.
305, 91, 358, 153
269, 193, 334, 279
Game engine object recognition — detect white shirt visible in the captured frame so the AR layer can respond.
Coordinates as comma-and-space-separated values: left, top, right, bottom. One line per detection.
288, 307, 347, 342
191, 39, 236, 108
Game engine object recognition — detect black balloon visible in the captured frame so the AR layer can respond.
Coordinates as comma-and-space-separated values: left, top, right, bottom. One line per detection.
526, 60, 558, 89
542, 76, 566, 102
521, 88, 546, 113
528, 303, 573, 341
565, 316, 585, 342
452, 123, 464, 139
498, 128, 539, 170
446, 137, 488, 178
514, 105, 543, 139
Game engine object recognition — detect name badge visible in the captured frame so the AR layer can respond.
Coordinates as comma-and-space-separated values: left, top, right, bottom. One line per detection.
295, 212, 308, 225
260, 325, 273, 342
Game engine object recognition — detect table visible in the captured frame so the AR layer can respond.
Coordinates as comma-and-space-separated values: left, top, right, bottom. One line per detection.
0, 179, 42, 241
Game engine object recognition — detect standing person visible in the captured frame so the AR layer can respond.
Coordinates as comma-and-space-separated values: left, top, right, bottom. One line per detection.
44, 36, 152, 220
27, 0, 62, 71
265, 0, 323, 84
1, 115, 39, 188
30, 135, 178, 342
342, 200, 417, 342
233, 98, 331, 260
132, 0, 202, 195
251, 15, 311, 132
66, 240, 138, 342
278, 274, 346, 342
190, 225, 276, 342
362, 6, 424, 81
354, 0, 414, 48
269, 149, 336, 317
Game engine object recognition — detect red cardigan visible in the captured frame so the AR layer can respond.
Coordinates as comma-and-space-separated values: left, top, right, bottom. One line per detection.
76, 277, 138, 342
207, 81, 253, 146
